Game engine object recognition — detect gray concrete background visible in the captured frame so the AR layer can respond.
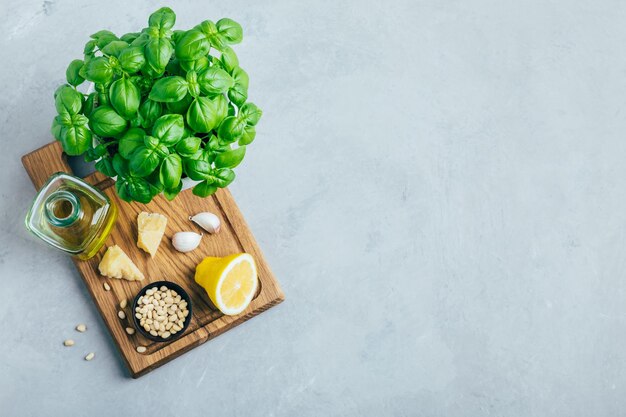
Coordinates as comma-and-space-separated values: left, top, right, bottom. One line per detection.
1, 0, 625, 415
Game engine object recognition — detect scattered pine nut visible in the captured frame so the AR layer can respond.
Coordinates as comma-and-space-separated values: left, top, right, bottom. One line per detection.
120, 299, 127, 309
103, 282, 111, 291
136, 346, 147, 353
85, 352, 95, 361
76, 324, 87, 332
63, 339, 75, 347
118, 310, 126, 320
125, 327, 135, 335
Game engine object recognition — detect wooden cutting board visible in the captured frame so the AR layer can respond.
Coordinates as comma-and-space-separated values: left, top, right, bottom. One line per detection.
22, 141, 284, 378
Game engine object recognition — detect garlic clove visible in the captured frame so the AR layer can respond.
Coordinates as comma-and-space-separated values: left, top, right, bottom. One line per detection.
190, 212, 221, 234
171, 231, 202, 253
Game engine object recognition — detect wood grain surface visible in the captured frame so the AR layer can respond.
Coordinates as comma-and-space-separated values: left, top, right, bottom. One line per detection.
22, 141, 285, 378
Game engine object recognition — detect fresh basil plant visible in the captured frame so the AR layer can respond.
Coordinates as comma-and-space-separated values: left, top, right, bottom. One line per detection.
51, 7, 261, 203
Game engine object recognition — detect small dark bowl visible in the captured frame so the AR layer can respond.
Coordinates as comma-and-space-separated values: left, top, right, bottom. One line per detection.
131, 281, 193, 342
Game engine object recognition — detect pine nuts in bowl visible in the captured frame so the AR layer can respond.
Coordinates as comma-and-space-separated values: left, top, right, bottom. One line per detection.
131, 281, 192, 342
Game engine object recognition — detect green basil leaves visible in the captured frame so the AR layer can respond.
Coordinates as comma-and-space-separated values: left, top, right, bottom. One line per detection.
88, 106, 127, 137
149, 76, 188, 102
109, 78, 140, 118
186, 95, 227, 133
51, 8, 260, 204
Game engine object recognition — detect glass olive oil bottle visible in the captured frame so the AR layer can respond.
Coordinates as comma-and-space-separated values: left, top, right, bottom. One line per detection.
25, 172, 117, 260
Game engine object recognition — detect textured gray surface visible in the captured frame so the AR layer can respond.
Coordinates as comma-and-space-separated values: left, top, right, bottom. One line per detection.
0, 0, 624, 415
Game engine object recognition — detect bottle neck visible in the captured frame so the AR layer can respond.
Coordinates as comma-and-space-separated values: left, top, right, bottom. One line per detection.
44, 190, 82, 227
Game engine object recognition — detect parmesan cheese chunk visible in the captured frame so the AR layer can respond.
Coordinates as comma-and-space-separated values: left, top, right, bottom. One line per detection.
98, 245, 145, 281
137, 212, 168, 257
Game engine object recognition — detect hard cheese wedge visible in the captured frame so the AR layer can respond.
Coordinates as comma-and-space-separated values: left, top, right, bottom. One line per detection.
98, 245, 145, 281
137, 212, 168, 257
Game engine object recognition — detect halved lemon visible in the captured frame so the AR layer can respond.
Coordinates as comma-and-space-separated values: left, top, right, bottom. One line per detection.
194, 253, 258, 315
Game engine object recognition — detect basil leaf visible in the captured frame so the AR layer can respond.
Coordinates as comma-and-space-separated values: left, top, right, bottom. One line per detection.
118, 127, 146, 159
82, 92, 97, 117
143, 135, 160, 150
175, 29, 210, 61
171, 30, 185, 44
149, 7, 176, 30
238, 125, 256, 145
145, 170, 164, 197
214, 146, 245, 168
197, 66, 234, 95
118, 46, 146, 73
116, 175, 152, 203
239, 102, 262, 126
60, 125, 92, 156
131, 32, 150, 48
71, 114, 89, 127
179, 56, 210, 73
57, 112, 73, 126
54, 86, 82, 115
84, 40, 96, 56
120, 32, 141, 43
91, 30, 118, 49
165, 93, 193, 114
130, 146, 161, 176
217, 115, 246, 142
185, 71, 200, 97
148, 76, 188, 102
159, 153, 182, 189
51, 116, 64, 141
228, 85, 247, 107
112, 153, 130, 176
216, 18, 243, 44
101, 40, 129, 57
195, 20, 226, 51
220, 46, 239, 74
192, 181, 217, 197
184, 158, 212, 181
88, 106, 127, 137
152, 114, 184, 146
109, 78, 141, 119
98, 92, 110, 106
145, 37, 173, 75
95, 157, 116, 177
212, 168, 236, 188
83, 57, 113, 84
227, 67, 249, 106
186, 95, 228, 133
92, 143, 108, 158
139, 99, 162, 128
66, 60, 85, 86
175, 136, 201, 157
163, 180, 183, 201
130, 114, 143, 128
213, 168, 235, 188
130, 75, 152, 95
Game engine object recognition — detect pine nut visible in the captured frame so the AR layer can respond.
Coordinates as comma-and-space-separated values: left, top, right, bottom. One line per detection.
118, 311, 126, 320
125, 327, 135, 335
103, 282, 111, 291
63, 339, 75, 347
120, 299, 127, 309
136, 346, 147, 353
76, 324, 87, 332
85, 352, 95, 361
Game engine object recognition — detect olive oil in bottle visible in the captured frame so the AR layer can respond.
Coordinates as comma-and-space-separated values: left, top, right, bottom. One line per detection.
25, 172, 117, 260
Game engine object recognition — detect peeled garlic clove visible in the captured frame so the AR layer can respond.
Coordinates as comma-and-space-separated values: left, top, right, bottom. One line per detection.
171, 231, 202, 253
190, 212, 221, 234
